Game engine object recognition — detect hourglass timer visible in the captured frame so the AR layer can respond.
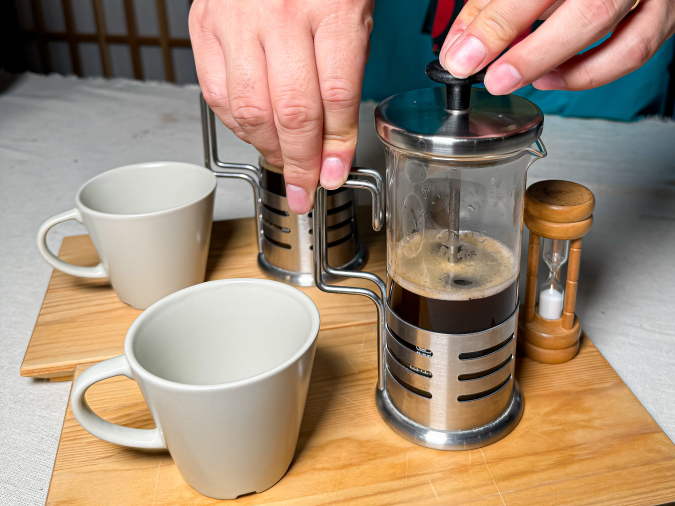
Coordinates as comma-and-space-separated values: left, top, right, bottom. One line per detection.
519, 180, 595, 364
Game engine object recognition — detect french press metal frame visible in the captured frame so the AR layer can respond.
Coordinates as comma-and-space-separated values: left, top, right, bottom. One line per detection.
200, 94, 264, 255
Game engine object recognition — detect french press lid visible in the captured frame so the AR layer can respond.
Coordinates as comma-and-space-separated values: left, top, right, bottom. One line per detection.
374, 60, 543, 158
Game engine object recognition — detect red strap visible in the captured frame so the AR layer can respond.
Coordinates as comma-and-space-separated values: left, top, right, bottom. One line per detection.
431, 0, 456, 38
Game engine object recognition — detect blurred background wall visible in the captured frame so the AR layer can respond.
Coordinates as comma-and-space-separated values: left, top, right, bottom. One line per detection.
1, 0, 197, 83
0, 0, 672, 119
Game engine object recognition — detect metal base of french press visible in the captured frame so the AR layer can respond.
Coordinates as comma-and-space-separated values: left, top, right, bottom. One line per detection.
257, 240, 368, 287
375, 380, 523, 451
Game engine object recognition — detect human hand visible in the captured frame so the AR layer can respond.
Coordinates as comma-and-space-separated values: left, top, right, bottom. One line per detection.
190, 0, 374, 214
439, 0, 675, 95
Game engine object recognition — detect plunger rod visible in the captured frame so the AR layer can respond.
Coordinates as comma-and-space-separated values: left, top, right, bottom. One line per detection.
447, 178, 461, 264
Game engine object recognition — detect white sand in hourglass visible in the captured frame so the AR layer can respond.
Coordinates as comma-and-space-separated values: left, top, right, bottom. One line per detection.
539, 286, 564, 320
538, 238, 569, 320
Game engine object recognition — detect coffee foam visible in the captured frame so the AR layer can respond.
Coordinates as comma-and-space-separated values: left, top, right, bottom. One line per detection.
390, 230, 518, 301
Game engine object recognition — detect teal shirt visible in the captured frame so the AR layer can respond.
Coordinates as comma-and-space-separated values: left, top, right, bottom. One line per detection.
362, 1, 674, 121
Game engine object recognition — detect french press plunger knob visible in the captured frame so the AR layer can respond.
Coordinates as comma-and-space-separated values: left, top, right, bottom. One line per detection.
425, 59, 487, 112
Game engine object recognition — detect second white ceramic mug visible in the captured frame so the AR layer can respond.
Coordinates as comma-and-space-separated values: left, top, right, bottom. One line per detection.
37, 162, 217, 309
70, 279, 321, 500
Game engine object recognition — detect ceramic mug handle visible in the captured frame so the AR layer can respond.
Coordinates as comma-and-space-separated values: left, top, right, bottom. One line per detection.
70, 356, 167, 449
37, 208, 107, 278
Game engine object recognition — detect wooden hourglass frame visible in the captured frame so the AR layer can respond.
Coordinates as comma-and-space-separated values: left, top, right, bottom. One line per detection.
518, 180, 595, 364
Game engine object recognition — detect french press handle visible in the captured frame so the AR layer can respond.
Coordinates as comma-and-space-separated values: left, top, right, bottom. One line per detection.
312, 168, 387, 391
200, 94, 264, 254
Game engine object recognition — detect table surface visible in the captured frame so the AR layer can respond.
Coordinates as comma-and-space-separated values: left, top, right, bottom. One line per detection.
47, 335, 675, 506
1, 72, 675, 506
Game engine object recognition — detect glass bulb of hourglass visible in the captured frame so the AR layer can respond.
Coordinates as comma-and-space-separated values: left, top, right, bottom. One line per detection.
538, 238, 569, 320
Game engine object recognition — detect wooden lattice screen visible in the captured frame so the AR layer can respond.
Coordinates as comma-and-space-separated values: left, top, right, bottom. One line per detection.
18, 0, 193, 82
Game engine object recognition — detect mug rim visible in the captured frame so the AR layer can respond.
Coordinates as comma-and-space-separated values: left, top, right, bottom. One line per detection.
124, 278, 321, 391
76, 161, 217, 219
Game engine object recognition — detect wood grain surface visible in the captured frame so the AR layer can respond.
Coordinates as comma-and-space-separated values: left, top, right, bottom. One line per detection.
47, 328, 675, 505
525, 180, 595, 223
22, 214, 384, 380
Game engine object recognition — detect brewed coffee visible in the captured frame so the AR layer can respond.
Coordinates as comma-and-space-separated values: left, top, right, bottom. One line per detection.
260, 167, 286, 195
388, 230, 518, 334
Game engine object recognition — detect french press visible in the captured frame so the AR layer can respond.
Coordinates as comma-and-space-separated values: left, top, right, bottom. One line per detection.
200, 96, 366, 286
313, 61, 547, 450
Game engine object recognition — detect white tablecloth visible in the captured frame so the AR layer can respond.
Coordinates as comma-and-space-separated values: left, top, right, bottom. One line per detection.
1, 73, 674, 506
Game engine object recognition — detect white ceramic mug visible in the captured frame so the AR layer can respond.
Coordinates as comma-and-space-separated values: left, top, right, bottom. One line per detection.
37, 162, 217, 309
70, 278, 320, 500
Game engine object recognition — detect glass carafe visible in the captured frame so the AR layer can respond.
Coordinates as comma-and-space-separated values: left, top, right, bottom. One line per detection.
386, 150, 534, 335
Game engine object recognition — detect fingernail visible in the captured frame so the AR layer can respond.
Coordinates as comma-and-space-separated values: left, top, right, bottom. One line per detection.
444, 37, 486, 79
533, 71, 567, 90
484, 63, 522, 95
440, 32, 462, 68
286, 184, 311, 215
319, 157, 347, 190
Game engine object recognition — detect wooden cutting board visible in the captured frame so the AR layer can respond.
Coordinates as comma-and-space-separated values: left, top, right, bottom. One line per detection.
22, 213, 384, 380
47, 325, 675, 505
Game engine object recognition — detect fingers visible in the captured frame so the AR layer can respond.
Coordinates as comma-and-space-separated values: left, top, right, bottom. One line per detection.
439, 0, 491, 71
484, 0, 636, 94
191, 0, 373, 213
218, 27, 283, 167
189, 2, 246, 142
264, 28, 324, 214
442, 0, 556, 78
313, 9, 372, 189
540, 0, 566, 20
533, 0, 675, 90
